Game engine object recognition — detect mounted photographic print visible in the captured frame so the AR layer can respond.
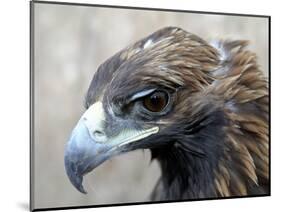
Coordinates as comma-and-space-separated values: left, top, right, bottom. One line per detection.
30, 1, 270, 211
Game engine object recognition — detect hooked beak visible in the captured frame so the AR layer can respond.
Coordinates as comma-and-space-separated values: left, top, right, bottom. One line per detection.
64, 102, 159, 194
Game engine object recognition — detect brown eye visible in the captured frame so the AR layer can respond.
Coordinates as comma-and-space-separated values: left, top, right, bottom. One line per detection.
143, 91, 169, 112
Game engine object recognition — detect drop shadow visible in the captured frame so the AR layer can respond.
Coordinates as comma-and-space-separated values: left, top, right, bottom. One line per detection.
17, 202, 29, 211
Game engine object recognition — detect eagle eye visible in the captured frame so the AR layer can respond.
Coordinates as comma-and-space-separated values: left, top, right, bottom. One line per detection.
143, 91, 169, 113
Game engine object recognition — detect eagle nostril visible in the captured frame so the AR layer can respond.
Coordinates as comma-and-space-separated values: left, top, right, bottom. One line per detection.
93, 130, 107, 142
94, 130, 104, 136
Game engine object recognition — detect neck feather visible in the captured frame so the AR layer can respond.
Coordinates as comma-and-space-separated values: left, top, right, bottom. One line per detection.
150, 105, 268, 201
150, 109, 227, 200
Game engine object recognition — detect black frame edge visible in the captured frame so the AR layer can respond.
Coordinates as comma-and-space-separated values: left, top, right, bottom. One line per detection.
32, 194, 270, 211
268, 15, 271, 196
32, 0, 270, 18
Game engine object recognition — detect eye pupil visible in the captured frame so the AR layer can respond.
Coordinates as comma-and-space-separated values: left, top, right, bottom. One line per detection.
143, 91, 168, 112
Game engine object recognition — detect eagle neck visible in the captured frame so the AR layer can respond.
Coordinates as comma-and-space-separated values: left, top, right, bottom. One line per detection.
150, 109, 228, 200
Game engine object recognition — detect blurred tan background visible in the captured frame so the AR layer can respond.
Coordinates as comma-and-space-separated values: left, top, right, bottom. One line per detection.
33, 2, 269, 209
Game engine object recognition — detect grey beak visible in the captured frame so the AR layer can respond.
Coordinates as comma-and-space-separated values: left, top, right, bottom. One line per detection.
64, 102, 159, 194
64, 152, 86, 194
64, 117, 114, 194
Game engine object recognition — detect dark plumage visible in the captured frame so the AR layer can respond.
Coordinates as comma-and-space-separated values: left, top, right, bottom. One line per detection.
64, 27, 269, 200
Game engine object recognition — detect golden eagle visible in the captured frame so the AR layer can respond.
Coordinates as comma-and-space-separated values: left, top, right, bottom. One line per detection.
64, 27, 269, 200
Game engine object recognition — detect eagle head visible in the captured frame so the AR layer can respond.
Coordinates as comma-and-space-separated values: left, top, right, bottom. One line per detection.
64, 27, 268, 199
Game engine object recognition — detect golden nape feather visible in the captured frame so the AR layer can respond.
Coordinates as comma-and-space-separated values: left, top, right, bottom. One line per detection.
206, 40, 269, 197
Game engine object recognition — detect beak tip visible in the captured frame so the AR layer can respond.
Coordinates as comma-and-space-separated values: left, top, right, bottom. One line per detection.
66, 170, 88, 194
64, 154, 88, 194
77, 183, 87, 194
